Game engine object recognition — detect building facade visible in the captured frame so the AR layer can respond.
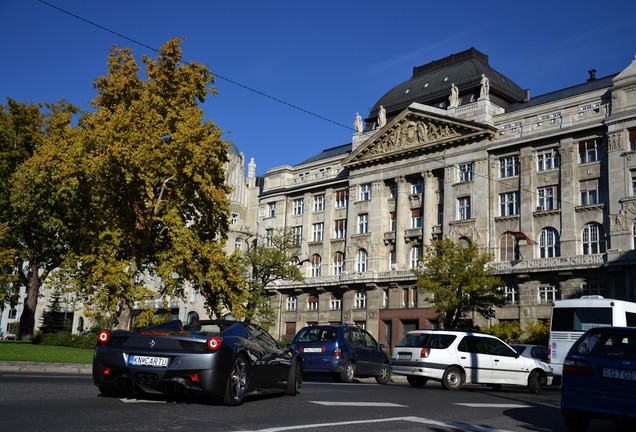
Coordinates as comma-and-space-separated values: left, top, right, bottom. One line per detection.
257, 48, 636, 348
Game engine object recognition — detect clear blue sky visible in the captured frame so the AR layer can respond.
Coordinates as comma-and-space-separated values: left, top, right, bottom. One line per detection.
2, 0, 636, 175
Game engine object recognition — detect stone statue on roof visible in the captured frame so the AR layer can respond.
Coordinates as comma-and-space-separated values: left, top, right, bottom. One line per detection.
449, 83, 459, 108
354, 112, 363, 134
377, 105, 386, 128
479, 74, 490, 100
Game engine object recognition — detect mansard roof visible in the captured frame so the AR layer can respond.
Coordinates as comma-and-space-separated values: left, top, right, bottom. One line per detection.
343, 104, 496, 169
366, 48, 525, 128
298, 143, 351, 165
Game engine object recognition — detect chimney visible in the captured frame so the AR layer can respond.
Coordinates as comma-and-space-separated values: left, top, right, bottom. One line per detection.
588, 69, 597, 82
524, 89, 531, 102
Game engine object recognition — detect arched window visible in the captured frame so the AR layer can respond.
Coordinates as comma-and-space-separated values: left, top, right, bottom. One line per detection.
357, 249, 368, 272
539, 227, 560, 258
310, 254, 321, 277
499, 232, 519, 261
76, 317, 85, 334
582, 223, 605, 254
458, 237, 471, 248
333, 251, 344, 276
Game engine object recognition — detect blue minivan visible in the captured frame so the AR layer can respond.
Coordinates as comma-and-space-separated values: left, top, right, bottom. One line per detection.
561, 326, 636, 431
292, 324, 390, 384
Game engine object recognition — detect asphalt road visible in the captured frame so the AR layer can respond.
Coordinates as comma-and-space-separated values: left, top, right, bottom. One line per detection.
0, 364, 627, 432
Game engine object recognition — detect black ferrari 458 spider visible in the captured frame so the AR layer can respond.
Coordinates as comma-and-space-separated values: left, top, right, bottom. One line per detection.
92, 319, 302, 405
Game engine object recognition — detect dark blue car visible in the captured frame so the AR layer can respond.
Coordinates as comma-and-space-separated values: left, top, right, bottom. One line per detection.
292, 324, 390, 384
561, 326, 636, 431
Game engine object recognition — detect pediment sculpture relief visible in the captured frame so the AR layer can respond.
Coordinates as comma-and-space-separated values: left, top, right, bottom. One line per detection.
361, 118, 470, 162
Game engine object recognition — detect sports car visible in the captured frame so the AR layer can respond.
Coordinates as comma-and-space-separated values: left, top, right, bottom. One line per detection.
92, 319, 302, 405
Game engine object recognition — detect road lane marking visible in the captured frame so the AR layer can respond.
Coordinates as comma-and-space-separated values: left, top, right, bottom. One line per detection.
241, 416, 515, 432
310, 401, 406, 407
455, 403, 530, 408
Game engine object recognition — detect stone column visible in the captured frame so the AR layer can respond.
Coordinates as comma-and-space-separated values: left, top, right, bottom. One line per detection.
395, 177, 409, 269
422, 171, 436, 246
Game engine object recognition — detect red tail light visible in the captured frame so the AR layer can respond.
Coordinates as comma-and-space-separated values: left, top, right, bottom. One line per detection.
189, 373, 200, 383
97, 330, 110, 344
563, 358, 592, 376
207, 336, 223, 351
420, 347, 430, 359
333, 347, 342, 357
103, 367, 111, 376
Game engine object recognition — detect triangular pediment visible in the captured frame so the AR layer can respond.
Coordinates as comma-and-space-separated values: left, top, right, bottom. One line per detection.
342, 107, 496, 168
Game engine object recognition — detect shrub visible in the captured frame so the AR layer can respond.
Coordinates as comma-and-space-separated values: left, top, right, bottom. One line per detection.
522, 320, 549, 346
480, 321, 522, 344
32, 331, 96, 349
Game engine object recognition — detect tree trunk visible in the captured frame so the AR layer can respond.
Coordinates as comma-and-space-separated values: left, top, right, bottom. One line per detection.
19, 262, 41, 341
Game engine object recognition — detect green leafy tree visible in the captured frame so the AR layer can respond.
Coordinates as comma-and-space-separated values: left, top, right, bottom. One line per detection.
522, 320, 549, 346
55, 38, 244, 329
240, 228, 305, 326
480, 320, 523, 344
413, 238, 506, 329
1, 99, 80, 340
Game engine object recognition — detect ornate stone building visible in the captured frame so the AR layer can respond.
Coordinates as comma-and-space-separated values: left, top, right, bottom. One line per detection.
256, 48, 636, 347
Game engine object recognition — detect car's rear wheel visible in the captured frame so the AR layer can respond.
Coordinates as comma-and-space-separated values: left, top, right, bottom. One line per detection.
406, 376, 427, 388
285, 360, 302, 395
338, 361, 355, 383
375, 363, 391, 385
442, 366, 464, 391
563, 410, 590, 432
223, 354, 249, 406
527, 370, 544, 394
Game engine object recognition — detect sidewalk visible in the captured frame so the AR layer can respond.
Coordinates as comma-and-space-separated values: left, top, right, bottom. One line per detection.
0, 361, 92, 374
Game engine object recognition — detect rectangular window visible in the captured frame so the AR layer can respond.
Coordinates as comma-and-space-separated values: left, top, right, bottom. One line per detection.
458, 197, 471, 220
307, 295, 319, 311
359, 183, 371, 201
382, 289, 389, 308
581, 283, 603, 297
580, 180, 599, 206
537, 149, 560, 172
411, 180, 423, 194
313, 194, 325, 212
411, 209, 423, 228
538, 286, 559, 304
335, 190, 348, 208
632, 173, 636, 196
292, 198, 304, 215
312, 223, 324, 242
458, 162, 474, 182
334, 219, 347, 239
390, 212, 396, 231
268, 202, 276, 218
286, 295, 297, 312
501, 286, 518, 304
579, 139, 599, 164
630, 129, 636, 151
499, 192, 520, 216
499, 155, 519, 178
358, 213, 368, 234
537, 186, 556, 211
330, 295, 342, 311
388, 182, 397, 199
291, 226, 302, 245
265, 229, 274, 247
354, 291, 367, 309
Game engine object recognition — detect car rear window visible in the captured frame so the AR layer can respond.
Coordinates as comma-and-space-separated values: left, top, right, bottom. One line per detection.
396, 333, 456, 349
572, 329, 636, 359
293, 327, 337, 343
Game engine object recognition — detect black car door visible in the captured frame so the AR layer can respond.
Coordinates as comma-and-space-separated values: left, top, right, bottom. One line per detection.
247, 324, 289, 386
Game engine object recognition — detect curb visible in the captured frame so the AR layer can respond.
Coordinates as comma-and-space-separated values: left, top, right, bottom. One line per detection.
0, 361, 92, 375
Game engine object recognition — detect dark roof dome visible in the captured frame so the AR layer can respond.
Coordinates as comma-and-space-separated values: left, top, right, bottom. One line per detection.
227, 139, 240, 156
367, 48, 526, 127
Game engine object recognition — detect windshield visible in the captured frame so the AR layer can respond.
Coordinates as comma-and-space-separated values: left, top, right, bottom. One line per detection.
551, 307, 612, 331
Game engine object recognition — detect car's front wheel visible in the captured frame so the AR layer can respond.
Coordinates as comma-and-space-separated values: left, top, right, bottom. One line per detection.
223, 354, 249, 406
375, 363, 391, 385
286, 360, 302, 395
527, 370, 544, 394
441, 366, 464, 391
406, 376, 427, 388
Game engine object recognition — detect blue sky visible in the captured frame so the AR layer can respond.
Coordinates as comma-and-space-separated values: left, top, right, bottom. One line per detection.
2, 1, 636, 175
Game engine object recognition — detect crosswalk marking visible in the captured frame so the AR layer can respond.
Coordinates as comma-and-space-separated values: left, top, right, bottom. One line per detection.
455, 403, 530, 408
310, 401, 406, 407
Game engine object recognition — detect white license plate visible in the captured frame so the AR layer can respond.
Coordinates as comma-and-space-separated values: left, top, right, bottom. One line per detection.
303, 347, 323, 353
602, 367, 636, 381
128, 355, 169, 367
398, 354, 411, 360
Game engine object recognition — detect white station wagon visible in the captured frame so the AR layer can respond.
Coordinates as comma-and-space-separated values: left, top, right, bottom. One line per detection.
390, 330, 553, 393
